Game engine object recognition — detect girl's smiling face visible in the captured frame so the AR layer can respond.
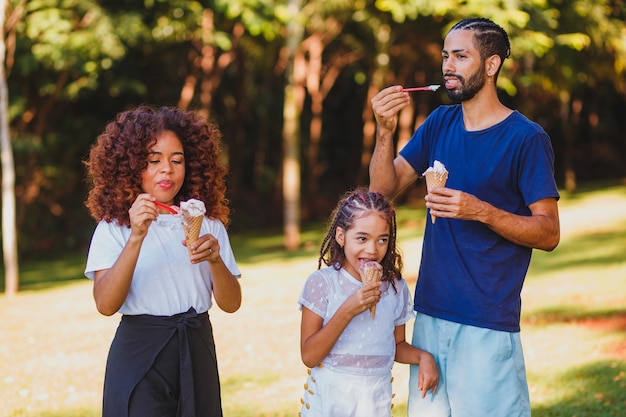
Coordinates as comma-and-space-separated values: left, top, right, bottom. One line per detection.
140, 130, 185, 206
335, 212, 390, 281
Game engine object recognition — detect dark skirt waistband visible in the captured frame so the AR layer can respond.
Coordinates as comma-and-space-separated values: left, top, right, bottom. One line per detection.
103, 307, 221, 417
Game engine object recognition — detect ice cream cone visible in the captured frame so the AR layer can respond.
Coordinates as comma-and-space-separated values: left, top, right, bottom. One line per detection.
423, 161, 449, 224
182, 214, 203, 256
360, 261, 383, 319
180, 199, 207, 259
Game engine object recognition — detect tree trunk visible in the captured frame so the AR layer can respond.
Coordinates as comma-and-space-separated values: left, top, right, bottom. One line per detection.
179, 9, 240, 118
560, 91, 577, 192
1, 0, 20, 295
305, 33, 324, 208
303, 30, 358, 218
359, 20, 391, 185
282, 0, 304, 250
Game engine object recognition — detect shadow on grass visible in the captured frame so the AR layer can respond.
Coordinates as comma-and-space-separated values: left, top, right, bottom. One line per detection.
228, 225, 324, 265
0, 254, 87, 293
531, 360, 626, 417
529, 222, 626, 276
558, 181, 626, 203
523, 307, 626, 334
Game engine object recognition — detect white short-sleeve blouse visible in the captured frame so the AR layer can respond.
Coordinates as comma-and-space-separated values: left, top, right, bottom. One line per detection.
85, 213, 241, 316
298, 266, 414, 375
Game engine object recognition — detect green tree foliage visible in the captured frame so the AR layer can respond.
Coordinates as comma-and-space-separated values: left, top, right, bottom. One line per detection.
6, 0, 135, 257
2, 0, 625, 262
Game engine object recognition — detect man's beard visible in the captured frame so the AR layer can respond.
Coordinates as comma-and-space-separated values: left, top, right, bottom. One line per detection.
445, 65, 486, 102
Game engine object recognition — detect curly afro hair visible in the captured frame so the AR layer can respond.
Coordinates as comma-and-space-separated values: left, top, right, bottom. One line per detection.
84, 105, 230, 227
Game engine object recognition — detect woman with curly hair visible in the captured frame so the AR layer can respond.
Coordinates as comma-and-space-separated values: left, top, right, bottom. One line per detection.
84, 105, 241, 417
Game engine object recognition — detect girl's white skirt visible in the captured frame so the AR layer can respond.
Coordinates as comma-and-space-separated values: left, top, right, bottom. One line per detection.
300, 365, 393, 417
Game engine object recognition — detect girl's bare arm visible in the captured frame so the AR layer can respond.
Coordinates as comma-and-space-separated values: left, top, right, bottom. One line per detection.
394, 324, 439, 397
300, 283, 380, 368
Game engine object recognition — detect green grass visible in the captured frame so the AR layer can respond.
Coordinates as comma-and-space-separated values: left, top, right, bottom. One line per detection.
1, 182, 625, 416
529, 226, 626, 275
519, 183, 626, 417
5, 254, 88, 291
529, 360, 626, 417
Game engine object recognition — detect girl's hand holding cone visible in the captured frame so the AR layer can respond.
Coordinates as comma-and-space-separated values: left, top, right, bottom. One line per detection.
359, 261, 383, 318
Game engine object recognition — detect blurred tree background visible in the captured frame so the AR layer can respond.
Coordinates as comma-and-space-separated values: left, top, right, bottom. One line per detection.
2, 1, 625, 272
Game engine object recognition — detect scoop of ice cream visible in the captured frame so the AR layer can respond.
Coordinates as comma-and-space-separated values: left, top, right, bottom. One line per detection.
360, 261, 383, 284
422, 160, 447, 177
180, 199, 206, 217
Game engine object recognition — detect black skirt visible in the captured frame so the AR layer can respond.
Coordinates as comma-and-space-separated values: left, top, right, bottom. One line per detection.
102, 307, 222, 417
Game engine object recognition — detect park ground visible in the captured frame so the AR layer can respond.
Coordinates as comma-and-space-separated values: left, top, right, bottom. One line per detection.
1, 183, 625, 416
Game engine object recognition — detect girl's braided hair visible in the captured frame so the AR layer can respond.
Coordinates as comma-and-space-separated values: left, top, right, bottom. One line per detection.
318, 188, 403, 288
450, 17, 511, 78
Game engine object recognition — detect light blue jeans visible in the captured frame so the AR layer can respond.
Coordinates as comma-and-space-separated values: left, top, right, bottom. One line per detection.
408, 313, 530, 417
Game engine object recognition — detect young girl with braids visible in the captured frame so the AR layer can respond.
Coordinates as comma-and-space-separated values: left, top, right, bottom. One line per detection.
298, 189, 439, 416
84, 105, 241, 417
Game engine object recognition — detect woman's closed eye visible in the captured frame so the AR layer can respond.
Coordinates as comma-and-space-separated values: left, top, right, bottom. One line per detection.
148, 158, 183, 165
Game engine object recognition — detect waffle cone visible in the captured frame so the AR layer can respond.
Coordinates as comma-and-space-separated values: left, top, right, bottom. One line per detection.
424, 170, 448, 223
182, 214, 203, 257
362, 264, 382, 319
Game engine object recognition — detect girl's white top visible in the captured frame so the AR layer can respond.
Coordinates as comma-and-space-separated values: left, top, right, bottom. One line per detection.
85, 214, 241, 316
298, 266, 414, 375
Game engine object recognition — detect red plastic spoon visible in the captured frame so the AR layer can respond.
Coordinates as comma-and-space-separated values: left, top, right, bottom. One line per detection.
154, 201, 178, 214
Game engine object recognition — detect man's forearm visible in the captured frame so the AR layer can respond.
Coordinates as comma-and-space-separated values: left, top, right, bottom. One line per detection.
369, 127, 399, 198
479, 199, 560, 251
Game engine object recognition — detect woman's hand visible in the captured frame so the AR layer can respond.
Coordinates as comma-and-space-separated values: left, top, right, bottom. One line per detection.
185, 233, 221, 264
128, 193, 160, 239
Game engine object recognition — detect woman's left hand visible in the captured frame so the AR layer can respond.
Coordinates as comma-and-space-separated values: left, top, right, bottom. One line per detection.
185, 233, 220, 264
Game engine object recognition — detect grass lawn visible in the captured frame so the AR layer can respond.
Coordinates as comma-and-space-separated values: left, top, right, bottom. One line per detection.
1, 183, 625, 416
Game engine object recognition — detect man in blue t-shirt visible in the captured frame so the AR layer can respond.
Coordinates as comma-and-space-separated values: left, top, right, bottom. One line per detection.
369, 18, 560, 417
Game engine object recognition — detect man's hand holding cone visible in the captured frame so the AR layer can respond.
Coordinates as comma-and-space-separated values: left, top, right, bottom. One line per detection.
422, 161, 449, 224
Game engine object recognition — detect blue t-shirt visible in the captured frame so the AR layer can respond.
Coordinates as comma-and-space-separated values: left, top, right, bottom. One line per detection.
399, 105, 559, 332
